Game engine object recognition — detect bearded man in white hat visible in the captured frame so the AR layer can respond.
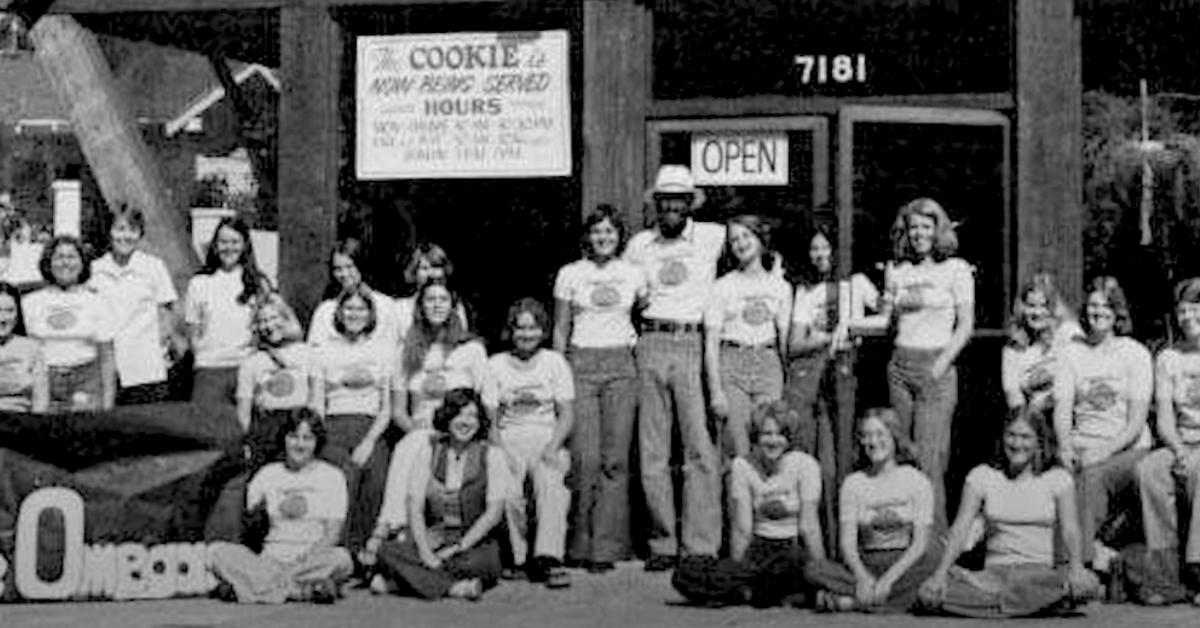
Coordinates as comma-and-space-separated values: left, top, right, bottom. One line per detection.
623, 164, 724, 570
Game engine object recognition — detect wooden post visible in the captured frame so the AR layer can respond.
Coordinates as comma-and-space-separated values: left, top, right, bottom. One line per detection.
278, 6, 340, 323
582, 0, 649, 228
1016, 0, 1083, 303
29, 15, 197, 290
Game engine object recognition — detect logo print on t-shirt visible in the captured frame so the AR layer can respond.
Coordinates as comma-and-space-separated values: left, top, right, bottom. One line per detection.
1078, 379, 1120, 413
506, 387, 544, 417
658, 259, 689, 287
46, 307, 79, 331
279, 492, 308, 520
421, 371, 448, 398
341, 364, 376, 390
1181, 372, 1200, 409
741, 298, 772, 327
265, 370, 297, 398
589, 284, 621, 308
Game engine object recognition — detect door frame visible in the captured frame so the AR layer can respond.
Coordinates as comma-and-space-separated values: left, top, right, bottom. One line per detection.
836, 105, 1012, 303
646, 116, 830, 222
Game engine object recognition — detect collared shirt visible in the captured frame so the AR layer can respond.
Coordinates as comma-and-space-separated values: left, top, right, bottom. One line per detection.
90, 250, 177, 386
704, 270, 792, 345
623, 219, 725, 323
23, 285, 116, 367
553, 258, 646, 348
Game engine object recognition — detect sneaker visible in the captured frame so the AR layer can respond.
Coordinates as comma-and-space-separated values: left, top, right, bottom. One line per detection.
526, 557, 550, 583
448, 578, 483, 601
1092, 542, 1118, 574
644, 554, 677, 572
369, 574, 392, 595
546, 566, 571, 589
309, 579, 337, 605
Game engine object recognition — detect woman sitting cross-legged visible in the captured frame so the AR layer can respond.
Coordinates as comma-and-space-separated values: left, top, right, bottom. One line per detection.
672, 401, 824, 607
372, 388, 511, 601
917, 408, 1101, 618
804, 407, 939, 613
209, 408, 353, 604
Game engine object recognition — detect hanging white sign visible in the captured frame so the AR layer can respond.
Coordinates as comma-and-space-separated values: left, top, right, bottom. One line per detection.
690, 133, 789, 186
356, 30, 572, 179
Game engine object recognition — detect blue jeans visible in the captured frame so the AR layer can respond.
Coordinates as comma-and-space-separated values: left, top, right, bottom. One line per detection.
887, 347, 957, 530
718, 344, 783, 460
566, 346, 638, 564
637, 331, 721, 557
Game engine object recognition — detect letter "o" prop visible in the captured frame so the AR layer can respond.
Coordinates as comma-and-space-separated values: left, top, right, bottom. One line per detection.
15, 487, 84, 600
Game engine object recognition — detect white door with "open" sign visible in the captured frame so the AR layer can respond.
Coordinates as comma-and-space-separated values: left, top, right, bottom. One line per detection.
690, 133, 789, 186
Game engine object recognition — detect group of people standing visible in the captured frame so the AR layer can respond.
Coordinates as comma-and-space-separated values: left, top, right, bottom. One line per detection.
6, 163, 1199, 614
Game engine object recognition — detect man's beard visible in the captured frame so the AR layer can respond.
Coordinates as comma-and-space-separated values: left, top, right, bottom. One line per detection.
659, 216, 687, 238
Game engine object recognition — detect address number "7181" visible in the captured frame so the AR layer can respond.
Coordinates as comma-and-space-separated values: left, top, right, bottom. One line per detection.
794, 54, 867, 84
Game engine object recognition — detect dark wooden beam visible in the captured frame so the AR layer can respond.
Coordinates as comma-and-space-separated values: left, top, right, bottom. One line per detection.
582, 0, 650, 228
277, 4, 338, 323
1016, 0, 1083, 304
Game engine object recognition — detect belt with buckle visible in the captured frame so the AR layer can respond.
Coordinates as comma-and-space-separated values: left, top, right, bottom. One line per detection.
720, 339, 776, 350
640, 319, 702, 334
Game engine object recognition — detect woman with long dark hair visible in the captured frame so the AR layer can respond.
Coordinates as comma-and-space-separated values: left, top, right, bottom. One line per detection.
704, 214, 792, 460
804, 407, 937, 613
394, 243, 468, 340
918, 409, 1100, 617
552, 204, 645, 572
24, 236, 116, 412
1053, 276, 1152, 569
880, 198, 975, 529
372, 388, 511, 601
185, 216, 280, 407
308, 238, 398, 348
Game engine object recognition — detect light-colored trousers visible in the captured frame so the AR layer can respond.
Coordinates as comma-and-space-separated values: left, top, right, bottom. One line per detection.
208, 542, 353, 604
502, 422, 571, 564
1138, 445, 1200, 563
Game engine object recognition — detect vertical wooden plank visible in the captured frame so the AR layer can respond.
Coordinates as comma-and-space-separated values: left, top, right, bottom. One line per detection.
1016, 0, 1083, 304
582, 0, 649, 229
278, 5, 340, 324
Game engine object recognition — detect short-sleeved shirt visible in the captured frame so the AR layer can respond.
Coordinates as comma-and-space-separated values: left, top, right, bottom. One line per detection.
792, 273, 880, 333
238, 343, 316, 410
1156, 346, 1200, 445
248, 460, 348, 563
623, 220, 725, 323
887, 257, 974, 350
1056, 337, 1153, 458
966, 464, 1073, 568
839, 465, 934, 552
482, 349, 574, 431
553, 258, 645, 348
316, 335, 394, 417
729, 451, 821, 540
184, 268, 254, 369
0, 335, 41, 411
307, 289, 399, 349
90, 251, 177, 387
704, 271, 792, 345
399, 340, 488, 430
23, 286, 116, 367
1001, 320, 1084, 410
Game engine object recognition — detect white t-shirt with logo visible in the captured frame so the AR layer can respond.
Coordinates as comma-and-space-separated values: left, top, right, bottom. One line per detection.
399, 340, 488, 430
248, 460, 348, 563
238, 342, 316, 410
887, 257, 974, 350
1056, 337, 1153, 461
839, 465, 933, 552
1156, 345, 1200, 445
705, 271, 792, 346
90, 250, 177, 386
623, 220, 725, 323
482, 349, 574, 431
315, 335, 395, 417
184, 268, 254, 369
729, 451, 821, 540
966, 464, 1072, 567
792, 274, 880, 332
553, 258, 645, 348
23, 286, 116, 367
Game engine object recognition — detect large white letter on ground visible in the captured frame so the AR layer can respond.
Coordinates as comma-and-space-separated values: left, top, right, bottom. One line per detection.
79, 543, 116, 598
15, 487, 84, 600
114, 542, 149, 599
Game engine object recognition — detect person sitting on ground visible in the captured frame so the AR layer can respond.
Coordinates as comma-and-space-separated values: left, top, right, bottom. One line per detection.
804, 407, 938, 613
209, 408, 353, 604
918, 408, 1101, 617
672, 401, 824, 607
371, 388, 511, 601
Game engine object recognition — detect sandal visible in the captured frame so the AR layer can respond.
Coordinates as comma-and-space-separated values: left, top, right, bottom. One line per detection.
448, 578, 483, 601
